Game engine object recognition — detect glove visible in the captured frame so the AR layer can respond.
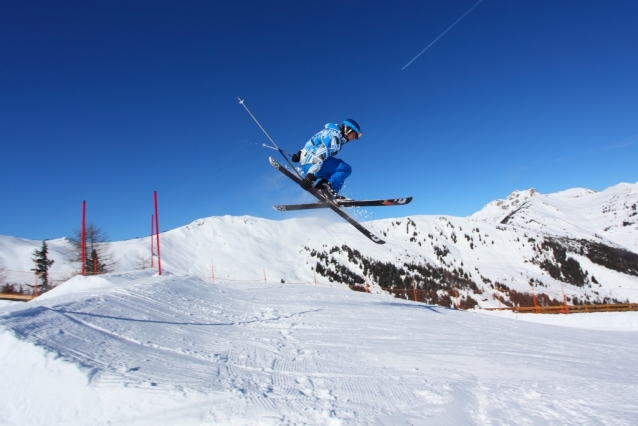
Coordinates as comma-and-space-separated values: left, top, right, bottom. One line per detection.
291, 151, 301, 163
300, 173, 316, 190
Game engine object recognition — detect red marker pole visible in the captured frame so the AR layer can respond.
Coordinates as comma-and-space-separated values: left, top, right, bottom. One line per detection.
154, 192, 162, 275
150, 214, 154, 268
81, 200, 86, 276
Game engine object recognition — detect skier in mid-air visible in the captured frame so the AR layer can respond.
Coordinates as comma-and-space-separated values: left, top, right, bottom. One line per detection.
290, 119, 362, 201
239, 97, 409, 244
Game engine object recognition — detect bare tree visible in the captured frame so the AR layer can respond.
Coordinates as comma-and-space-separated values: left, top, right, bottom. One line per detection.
0, 265, 9, 292
0, 265, 7, 286
133, 252, 152, 270
66, 224, 117, 274
0, 265, 23, 294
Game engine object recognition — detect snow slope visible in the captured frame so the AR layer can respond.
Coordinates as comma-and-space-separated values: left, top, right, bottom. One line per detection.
484, 309, 638, 331
2, 183, 638, 309
1, 271, 637, 425
1, 182, 638, 424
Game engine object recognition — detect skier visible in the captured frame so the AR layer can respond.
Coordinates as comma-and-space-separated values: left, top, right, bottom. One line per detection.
291, 119, 362, 201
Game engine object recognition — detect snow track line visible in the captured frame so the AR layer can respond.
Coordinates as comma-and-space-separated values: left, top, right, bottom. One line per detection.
55, 308, 235, 327
53, 309, 227, 372
4, 306, 229, 390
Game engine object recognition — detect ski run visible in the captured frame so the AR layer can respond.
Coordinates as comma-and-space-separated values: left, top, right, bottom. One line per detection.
0, 181, 637, 425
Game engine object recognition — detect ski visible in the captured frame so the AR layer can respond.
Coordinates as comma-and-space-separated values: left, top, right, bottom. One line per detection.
274, 197, 413, 212
269, 157, 385, 244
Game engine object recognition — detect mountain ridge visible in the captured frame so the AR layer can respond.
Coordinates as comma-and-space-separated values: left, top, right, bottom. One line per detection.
2, 182, 637, 309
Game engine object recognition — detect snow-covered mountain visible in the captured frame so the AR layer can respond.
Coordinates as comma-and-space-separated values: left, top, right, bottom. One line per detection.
2, 182, 638, 309
2, 182, 638, 424
470, 182, 638, 252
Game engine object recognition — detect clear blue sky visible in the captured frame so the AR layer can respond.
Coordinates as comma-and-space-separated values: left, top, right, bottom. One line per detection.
2, 1, 637, 241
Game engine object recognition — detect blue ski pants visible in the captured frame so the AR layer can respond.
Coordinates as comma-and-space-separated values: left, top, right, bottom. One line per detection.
301, 157, 352, 193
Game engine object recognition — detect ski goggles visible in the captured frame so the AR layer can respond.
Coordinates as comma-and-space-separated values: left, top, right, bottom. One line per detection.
344, 126, 362, 139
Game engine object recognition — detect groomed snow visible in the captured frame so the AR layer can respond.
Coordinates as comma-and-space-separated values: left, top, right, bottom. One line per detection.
481, 309, 638, 331
1, 271, 637, 425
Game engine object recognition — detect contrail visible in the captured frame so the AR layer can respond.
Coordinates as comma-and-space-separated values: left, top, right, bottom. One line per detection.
402, 0, 484, 70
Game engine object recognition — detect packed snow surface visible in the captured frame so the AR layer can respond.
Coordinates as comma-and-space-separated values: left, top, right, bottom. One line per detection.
1, 271, 638, 425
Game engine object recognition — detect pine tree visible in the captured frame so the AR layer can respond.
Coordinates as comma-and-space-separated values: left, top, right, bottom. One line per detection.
32, 241, 55, 288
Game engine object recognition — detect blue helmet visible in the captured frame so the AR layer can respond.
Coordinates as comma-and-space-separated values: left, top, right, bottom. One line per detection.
342, 119, 362, 139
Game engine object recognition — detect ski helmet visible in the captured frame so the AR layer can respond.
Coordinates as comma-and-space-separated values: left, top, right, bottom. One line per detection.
342, 119, 362, 139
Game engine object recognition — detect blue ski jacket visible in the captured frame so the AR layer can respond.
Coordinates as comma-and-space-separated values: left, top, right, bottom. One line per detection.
299, 123, 348, 176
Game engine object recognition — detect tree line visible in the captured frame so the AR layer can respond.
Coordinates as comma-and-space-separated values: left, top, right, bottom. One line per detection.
1, 223, 115, 295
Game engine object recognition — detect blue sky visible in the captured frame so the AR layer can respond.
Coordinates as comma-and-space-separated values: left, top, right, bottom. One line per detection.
1, 1, 637, 241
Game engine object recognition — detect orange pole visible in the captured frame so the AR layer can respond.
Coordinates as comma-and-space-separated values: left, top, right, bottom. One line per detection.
560, 282, 569, 314
413, 279, 417, 302
263, 269, 267, 283
453, 284, 459, 309
531, 284, 539, 314
365, 277, 369, 293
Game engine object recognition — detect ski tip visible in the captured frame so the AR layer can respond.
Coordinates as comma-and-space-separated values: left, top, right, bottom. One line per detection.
388, 196, 413, 205
371, 236, 386, 244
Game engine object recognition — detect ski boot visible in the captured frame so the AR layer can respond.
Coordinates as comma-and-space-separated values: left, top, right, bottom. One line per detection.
315, 180, 351, 202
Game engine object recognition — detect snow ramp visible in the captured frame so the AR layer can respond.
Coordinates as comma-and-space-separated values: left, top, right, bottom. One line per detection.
1, 270, 637, 425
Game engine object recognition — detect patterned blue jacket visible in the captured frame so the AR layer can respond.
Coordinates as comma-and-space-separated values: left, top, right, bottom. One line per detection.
299, 123, 347, 175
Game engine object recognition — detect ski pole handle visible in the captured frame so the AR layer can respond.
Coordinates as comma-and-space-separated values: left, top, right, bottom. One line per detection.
262, 143, 292, 156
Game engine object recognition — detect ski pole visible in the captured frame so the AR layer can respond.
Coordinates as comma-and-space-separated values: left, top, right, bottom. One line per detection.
238, 98, 302, 178
262, 143, 294, 156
